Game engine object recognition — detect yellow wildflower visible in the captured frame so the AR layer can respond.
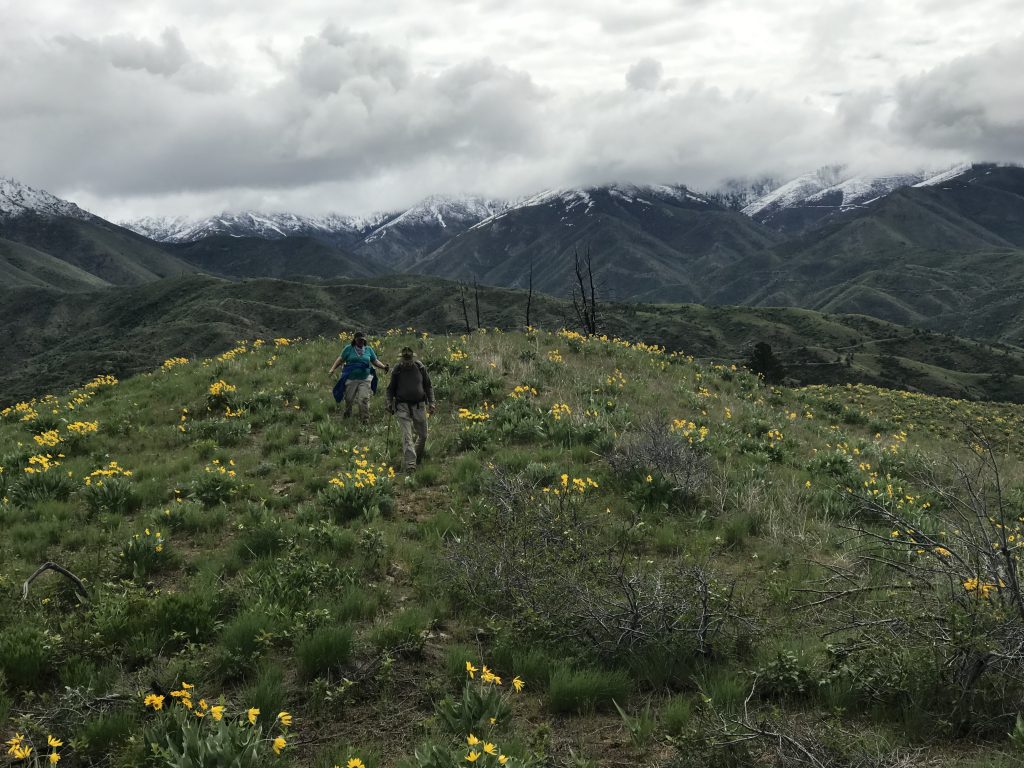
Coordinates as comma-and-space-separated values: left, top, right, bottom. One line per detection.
278, 711, 293, 727
247, 708, 260, 725
466, 661, 478, 679
467, 734, 480, 746
512, 676, 525, 693
210, 705, 225, 721
273, 736, 287, 755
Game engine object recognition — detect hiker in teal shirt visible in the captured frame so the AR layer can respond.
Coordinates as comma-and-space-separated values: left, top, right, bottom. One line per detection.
328, 332, 389, 422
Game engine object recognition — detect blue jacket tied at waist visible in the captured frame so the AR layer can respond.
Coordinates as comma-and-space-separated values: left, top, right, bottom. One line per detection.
332, 361, 378, 403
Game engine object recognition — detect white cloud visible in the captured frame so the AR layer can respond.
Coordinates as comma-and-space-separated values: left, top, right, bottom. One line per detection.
626, 58, 663, 91
0, 1, 1021, 218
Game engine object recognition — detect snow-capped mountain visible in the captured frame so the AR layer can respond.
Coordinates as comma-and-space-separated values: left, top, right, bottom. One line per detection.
123, 211, 394, 245
0, 177, 94, 221
740, 166, 938, 233
467, 183, 713, 233
355, 195, 509, 267
363, 195, 507, 243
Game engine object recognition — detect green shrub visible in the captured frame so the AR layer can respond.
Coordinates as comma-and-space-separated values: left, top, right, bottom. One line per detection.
190, 463, 240, 506
334, 585, 380, 622
755, 651, 819, 700
241, 663, 289, 723
547, 668, 630, 714
82, 476, 140, 516
149, 588, 223, 647
162, 500, 227, 533
452, 456, 483, 492
435, 677, 513, 736
216, 610, 276, 679
491, 645, 555, 690
453, 422, 491, 451
120, 527, 170, 579
144, 696, 290, 768
317, 475, 394, 524
77, 711, 139, 761
0, 625, 53, 690
193, 438, 218, 460
296, 626, 354, 681
371, 607, 432, 654
233, 521, 289, 562
722, 510, 764, 549
697, 666, 749, 715
188, 417, 251, 446
662, 695, 693, 736
9, 471, 75, 505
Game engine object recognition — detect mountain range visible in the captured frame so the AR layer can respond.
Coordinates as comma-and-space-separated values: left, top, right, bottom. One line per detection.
4, 162, 1024, 344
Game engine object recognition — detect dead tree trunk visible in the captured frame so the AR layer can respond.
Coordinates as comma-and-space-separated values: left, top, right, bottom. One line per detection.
571, 246, 598, 336
458, 283, 472, 333
473, 278, 482, 330
526, 258, 534, 329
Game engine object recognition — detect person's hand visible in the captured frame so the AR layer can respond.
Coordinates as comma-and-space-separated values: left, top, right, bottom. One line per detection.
428, 404, 437, 416
384, 364, 390, 373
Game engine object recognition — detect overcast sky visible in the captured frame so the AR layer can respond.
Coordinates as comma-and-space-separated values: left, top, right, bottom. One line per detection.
2, 0, 1022, 219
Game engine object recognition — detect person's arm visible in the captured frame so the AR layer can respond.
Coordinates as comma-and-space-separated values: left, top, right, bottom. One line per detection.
328, 355, 344, 376
369, 348, 389, 373
422, 365, 436, 413
386, 369, 397, 412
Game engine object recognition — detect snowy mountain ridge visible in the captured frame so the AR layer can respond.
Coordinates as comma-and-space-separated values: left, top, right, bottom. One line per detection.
468, 183, 712, 232
124, 210, 396, 244
0, 177, 93, 221
362, 195, 508, 243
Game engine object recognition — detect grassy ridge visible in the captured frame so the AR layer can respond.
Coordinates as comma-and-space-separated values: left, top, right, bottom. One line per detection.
5, 274, 1024, 406
1, 328, 1024, 765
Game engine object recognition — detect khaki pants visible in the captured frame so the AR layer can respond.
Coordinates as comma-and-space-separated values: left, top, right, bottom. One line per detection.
395, 402, 427, 471
343, 379, 372, 422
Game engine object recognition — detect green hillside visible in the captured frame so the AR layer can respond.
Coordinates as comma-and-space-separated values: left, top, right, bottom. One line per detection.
167, 236, 378, 281
413, 189, 778, 303
2, 329, 1024, 766
0, 213, 197, 285
0, 237, 109, 291
5, 275, 1024, 406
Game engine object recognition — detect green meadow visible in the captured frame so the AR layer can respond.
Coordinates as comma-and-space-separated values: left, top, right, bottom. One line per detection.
2, 327, 1023, 767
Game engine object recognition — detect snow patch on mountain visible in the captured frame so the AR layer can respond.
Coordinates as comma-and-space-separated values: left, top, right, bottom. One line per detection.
0, 177, 94, 221
123, 211, 395, 243
363, 195, 507, 243
739, 165, 972, 221
471, 183, 711, 231
914, 162, 979, 188
741, 166, 849, 217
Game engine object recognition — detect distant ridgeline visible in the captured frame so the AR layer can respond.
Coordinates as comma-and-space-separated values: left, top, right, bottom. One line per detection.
4, 165, 1024, 402
3, 274, 1024, 406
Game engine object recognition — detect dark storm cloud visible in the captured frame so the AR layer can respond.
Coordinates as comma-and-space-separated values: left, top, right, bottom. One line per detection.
0, 27, 549, 199
890, 37, 1024, 159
